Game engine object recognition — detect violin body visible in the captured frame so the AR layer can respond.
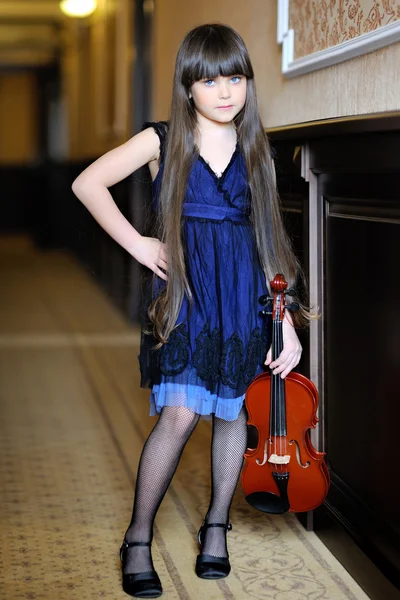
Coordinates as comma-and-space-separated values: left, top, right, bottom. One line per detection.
241, 274, 330, 514
242, 370, 330, 513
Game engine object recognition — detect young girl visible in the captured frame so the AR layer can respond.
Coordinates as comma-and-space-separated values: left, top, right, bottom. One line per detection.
72, 23, 303, 599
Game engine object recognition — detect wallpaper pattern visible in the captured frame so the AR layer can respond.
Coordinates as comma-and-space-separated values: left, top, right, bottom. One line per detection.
290, 0, 400, 58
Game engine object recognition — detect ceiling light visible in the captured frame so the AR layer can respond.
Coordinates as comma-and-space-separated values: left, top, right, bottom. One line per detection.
59, 0, 97, 18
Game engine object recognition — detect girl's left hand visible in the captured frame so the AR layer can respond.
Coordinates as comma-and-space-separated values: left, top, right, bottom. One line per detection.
264, 319, 302, 379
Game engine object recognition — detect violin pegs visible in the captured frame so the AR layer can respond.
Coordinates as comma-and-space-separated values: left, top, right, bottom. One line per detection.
259, 294, 273, 305
259, 309, 272, 316
285, 288, 297, 296
284, 302, 300, 312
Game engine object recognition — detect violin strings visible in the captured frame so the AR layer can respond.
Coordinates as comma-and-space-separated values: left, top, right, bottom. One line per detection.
276, 295, 287, 471
274, 319, 277, 470
279, 310, 286, 460
277, 317, 281, 468
273, 319, 277, 468
271, 291, 288, 474
271, 320, 274, 466
282, 309, 287, 463
275, 319, 278, 470
271, 320, 275, 468
278, 316, 282, 469
274, 314, 282, 472
270, 287, 290, 484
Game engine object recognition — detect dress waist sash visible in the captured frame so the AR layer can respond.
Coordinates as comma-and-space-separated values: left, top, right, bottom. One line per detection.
182, 203, 250, 224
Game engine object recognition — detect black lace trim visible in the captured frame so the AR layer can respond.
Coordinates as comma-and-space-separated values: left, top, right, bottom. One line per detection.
154, 321, 269, 393
159, 323, 189, 376
142, 121, 168, 162
242, 326, 266, 386
220, 332, 244, 388
197, 144, 239, 184
193, 323, 221, 391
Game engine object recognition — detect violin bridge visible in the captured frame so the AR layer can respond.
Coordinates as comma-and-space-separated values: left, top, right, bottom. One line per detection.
268, 453, 291, 465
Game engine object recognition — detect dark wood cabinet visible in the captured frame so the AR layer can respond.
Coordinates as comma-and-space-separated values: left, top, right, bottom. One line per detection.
272, 123, 400, 592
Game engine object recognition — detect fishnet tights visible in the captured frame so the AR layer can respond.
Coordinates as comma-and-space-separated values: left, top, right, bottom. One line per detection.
123, 406, 200, 574
201, 408, 248, 558
123, 405, 248, 573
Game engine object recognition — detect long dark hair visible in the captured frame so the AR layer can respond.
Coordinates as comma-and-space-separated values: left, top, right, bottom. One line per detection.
149, 23, 307, 345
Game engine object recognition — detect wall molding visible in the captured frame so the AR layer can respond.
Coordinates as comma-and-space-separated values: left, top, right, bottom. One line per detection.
277, 0, 400, 78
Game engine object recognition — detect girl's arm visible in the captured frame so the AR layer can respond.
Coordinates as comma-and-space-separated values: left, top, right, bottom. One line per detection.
71, 128, 168, 280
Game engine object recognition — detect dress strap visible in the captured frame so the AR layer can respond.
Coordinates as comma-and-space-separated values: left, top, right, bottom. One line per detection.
142, 121, 168, 163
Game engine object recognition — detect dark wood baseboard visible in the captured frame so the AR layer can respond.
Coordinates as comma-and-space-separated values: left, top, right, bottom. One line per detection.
310, 503, 400, 600
325, 473, 400, 587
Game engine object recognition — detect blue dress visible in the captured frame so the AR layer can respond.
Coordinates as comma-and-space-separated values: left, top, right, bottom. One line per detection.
139, 122, 270, 421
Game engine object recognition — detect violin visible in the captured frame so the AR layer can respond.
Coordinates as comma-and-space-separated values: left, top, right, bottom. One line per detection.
241, 274, 330, 514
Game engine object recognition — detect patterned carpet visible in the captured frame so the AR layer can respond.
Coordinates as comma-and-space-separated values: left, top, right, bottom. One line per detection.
0, 238, 370, 599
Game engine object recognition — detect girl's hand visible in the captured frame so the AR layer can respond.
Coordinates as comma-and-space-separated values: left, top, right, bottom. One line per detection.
129, 236, 168, 281
265, 318, 302, 379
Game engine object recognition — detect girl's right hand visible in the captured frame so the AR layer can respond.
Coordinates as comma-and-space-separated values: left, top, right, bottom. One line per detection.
130, 236, 168, 281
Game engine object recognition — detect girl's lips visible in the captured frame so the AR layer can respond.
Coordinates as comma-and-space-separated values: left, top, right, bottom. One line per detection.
217, 105, 233, 110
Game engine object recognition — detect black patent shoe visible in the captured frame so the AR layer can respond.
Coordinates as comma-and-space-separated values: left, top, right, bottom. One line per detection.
195, 522, 232, 579
120, 540, 162, 598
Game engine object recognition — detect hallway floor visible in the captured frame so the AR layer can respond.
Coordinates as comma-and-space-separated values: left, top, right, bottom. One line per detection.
0, 237, 370, 599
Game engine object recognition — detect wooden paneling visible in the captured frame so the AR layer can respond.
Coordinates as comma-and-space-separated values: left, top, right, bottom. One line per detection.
307, 131, 400, 590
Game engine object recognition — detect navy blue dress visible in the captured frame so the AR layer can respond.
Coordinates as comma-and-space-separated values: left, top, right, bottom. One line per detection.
139, 122, 269, 421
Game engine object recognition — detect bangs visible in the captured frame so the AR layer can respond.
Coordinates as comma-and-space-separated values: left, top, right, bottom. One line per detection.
180, 26, 253, 86
188, 50, 251, 83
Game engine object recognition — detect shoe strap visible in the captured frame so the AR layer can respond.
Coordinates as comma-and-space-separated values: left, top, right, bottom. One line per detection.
203, 522, 232, 531
197, 553, 230, 565
121, 540, 151, 549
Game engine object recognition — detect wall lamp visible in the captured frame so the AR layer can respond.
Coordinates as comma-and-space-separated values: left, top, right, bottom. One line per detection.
59, 0, 97, 18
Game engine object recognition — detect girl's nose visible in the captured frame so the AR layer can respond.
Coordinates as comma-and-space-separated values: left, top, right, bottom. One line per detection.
218, 81, 231, 99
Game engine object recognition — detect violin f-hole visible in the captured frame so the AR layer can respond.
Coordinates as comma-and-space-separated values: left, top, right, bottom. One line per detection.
256, 438, 272, 466
289, 439, 311, 469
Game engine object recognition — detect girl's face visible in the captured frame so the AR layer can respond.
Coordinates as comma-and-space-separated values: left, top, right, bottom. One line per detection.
190, 75, 247, 124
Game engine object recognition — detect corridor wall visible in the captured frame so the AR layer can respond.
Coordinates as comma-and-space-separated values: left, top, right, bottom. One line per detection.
0, 72, 38, 164
152, 0, 400, 127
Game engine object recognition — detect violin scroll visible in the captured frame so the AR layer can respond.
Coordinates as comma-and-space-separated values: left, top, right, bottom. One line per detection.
259, 277, 299, 316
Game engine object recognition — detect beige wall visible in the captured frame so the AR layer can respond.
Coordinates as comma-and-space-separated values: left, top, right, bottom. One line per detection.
153, 0, 400, 128
0, 72, 38, 164
63, 0, 133, 161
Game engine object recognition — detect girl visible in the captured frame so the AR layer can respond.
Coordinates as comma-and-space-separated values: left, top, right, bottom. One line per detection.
72, 23, 303, 599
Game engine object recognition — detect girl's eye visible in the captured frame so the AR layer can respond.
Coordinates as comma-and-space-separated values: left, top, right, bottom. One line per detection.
231, 76, 241, 83
203, 79, 215, 86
